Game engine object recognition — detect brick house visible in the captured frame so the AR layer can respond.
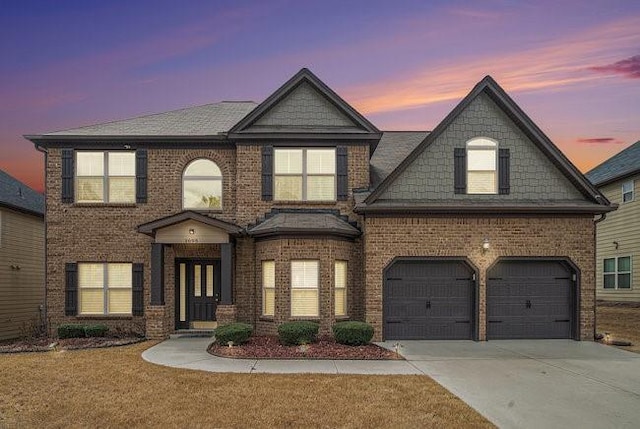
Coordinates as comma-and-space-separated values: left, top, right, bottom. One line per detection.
26, 69, 613, 341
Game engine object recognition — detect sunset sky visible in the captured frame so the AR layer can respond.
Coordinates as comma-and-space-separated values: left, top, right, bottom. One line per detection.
2, 0, 639, 193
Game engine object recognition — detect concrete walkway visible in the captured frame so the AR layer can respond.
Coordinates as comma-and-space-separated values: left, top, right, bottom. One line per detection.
143, 337, 640, 428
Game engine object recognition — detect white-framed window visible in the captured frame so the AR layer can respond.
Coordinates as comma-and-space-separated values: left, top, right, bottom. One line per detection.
604, 256, 632, 289
76, 151, 135, 203
467, 138, 497, 194
274, 148, 336, 201
291, 260, 319, 317
78, 263, 132, 315
183, 159, 223, 209
622, 180, 634, 203
334, 260, 347, 316
262, 260, 275, 316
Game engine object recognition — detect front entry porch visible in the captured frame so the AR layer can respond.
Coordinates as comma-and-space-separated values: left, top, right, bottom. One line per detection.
138, 211, 242, 338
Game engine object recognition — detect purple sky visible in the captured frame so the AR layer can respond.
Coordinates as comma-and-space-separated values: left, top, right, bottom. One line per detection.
2, 0, 639, 192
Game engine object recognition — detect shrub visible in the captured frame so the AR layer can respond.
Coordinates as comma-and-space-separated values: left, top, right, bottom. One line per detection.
332, 321, 374, 346
57, 324, 109, 339
278, 321, 319, 346
84, 324, 109, 337
215, 323, 253, 345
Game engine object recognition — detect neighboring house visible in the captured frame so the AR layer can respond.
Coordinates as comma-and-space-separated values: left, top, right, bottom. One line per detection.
0, 170, 45, 340
586, 141, 640, 302
25, 69, 613, 342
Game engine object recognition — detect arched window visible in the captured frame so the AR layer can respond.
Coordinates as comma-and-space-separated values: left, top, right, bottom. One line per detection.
182, 159, 223, 209
466, 138, 497, 194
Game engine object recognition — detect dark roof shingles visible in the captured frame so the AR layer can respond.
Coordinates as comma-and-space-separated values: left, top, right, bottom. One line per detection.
248, 212, 360, 237
370, 131, 429, 187
585, 141, 640, 186
0, 170, 44, 215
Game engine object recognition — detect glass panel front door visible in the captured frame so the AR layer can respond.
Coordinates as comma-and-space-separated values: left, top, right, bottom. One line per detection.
175, 259, 220, 329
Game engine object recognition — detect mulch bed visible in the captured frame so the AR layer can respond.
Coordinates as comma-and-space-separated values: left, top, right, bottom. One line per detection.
208, 336, 402, 360
0, 337, 146, 354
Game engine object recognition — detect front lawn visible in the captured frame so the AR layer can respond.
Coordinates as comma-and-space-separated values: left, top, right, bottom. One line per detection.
0, 342, 493, 428
597, 303, 640, 353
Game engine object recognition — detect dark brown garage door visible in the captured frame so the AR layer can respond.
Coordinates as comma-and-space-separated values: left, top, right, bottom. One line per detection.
384, 260, 475, 340
487, 260, 575, 340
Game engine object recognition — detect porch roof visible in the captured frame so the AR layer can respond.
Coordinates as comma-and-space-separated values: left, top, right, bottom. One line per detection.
138, 211, 243, 236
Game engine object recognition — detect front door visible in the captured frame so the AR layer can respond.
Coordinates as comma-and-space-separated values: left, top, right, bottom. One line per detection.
175, 259, 220, 330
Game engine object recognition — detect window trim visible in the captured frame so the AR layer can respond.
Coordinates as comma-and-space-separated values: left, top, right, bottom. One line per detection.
334, 260, 347, 317
262, 260, 275, 317
274, 148, 336, 201
182, 159, 224, 211
466, 137, 498, 195
75, 151, 136, 204
603, 256, 632, 290
622, 180, 634, 203
78, 262, 133, 315
290, 260, 320, 317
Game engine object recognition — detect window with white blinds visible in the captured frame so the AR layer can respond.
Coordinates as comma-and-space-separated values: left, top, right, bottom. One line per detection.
262, 261, 275, 316
79, 263, 132, 315
334, 261, 347, 316
291, 260, 319, 317
76, 152, 135, 203
274, 148, 335, 201
467, 138, 497, 194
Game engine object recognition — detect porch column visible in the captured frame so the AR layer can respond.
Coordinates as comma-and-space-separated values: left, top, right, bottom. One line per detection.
151, 243, 165, 305
221, 242, 233, 305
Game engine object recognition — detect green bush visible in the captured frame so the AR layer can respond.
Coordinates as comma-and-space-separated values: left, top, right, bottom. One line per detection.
84, 324, 109, 337
58, 324, 86, 339
57, 324, 109, 339
215, 323, 253, 345
332, 321, 374, 346
278, 321, 319, 346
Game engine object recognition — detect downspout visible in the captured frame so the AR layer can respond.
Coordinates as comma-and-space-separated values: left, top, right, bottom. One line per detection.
34, 143, 48, 335
592, 199, 607, 340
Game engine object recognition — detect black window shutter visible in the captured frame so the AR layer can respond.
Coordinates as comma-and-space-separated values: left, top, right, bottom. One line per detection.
132, 263, 144, 316
498, 148, 510, 195
61, 149, 74, 203
454, 148, 466, 194
65, 263, 78, 316
336, 146, 348, 200
261, 145, 273, 201
136, 149, 148, 203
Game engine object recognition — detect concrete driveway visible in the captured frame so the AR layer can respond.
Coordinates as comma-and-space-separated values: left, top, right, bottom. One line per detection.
379, 340, 640, 429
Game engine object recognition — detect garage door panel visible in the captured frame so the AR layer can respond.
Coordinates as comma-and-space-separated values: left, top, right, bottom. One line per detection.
487, 260, 574, 340
384, 260, 474, 340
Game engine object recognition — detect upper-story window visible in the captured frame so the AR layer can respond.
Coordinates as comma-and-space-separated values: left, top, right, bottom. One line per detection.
274, 148, 336, 201
76, 151, 135, 203
622, 180, 634, 203
183, 159, 223, 210
466, 138, 497, 194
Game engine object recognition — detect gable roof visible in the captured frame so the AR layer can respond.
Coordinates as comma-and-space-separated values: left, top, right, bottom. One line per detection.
138, 211, 242, 236
585, 141, 640, 186
0, 170, 44, 216
25, 101, 257, 142
229, 68, 380, 140
370, 131, 429, 187
364, 75, 610, 209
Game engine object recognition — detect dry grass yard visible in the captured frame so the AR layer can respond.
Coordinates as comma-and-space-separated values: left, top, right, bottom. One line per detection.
597, 303, 640, 353
0, 341, 493, 428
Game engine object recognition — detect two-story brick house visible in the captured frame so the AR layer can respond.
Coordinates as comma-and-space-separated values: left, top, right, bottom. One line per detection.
26, 69, 613, 341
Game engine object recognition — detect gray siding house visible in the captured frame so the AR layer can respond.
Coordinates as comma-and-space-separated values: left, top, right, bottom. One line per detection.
587, 141, 640, 302
0, 170, 45, 340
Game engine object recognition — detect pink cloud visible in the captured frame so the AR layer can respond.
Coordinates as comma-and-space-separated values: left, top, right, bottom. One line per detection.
590, 55, 640, 79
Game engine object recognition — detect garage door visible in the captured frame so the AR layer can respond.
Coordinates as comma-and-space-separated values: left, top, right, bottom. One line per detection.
487, 260, 574, 340
384, 260, 475, 340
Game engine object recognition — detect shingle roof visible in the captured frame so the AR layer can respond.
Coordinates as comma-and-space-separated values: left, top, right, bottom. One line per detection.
247, 211, 360, 239
40, 101, 257, 137
370, 131, 429, 187
0, 170, 44, 216
585, 141, 640, 186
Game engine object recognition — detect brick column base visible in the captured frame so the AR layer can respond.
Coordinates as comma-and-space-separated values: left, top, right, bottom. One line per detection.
146, 306, 168, 339
215, 305, 237, 325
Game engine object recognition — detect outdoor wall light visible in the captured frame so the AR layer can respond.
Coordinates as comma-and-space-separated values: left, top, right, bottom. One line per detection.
189, 228, 196, 235
482, 238, 490, 251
